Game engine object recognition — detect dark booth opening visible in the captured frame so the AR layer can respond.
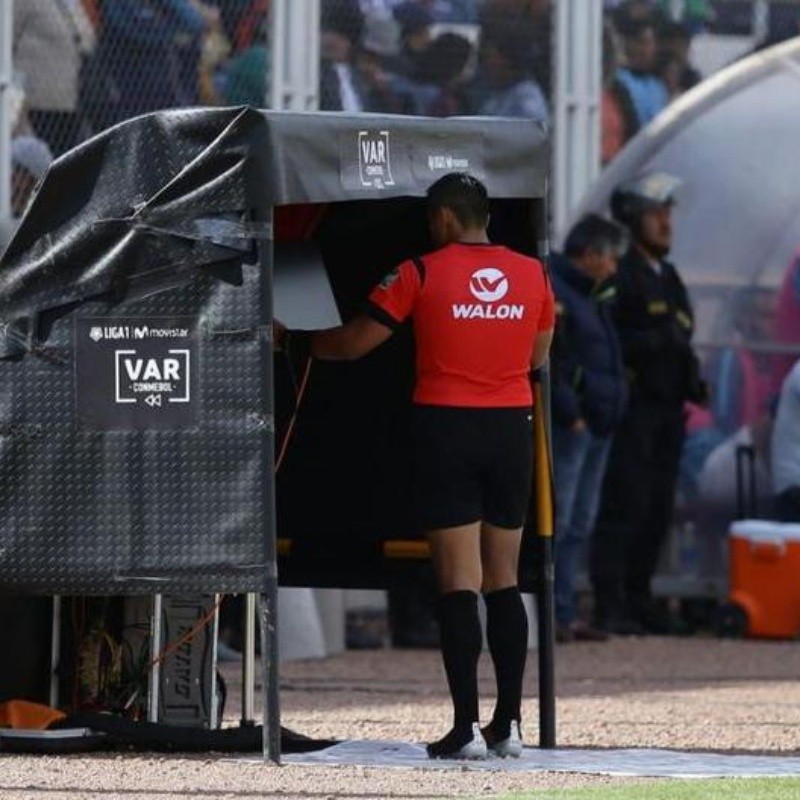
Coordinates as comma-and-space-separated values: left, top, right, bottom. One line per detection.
273, 197, 544, 590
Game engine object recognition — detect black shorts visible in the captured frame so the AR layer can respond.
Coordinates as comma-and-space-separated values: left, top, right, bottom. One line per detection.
411, 405, 534, 532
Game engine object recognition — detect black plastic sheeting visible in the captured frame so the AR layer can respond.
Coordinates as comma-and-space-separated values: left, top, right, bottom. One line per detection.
0, 107, 548, 595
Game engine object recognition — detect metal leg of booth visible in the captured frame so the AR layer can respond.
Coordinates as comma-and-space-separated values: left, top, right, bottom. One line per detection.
242, 593, 257, 725
258, 589, 281, 764
536, 538, 556, 748
50, 595, 62, 708
148, 594, 164, 723
534, 379, 556, 748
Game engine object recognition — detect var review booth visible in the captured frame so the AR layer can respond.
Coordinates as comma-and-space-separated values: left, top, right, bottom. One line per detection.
0, 107, 556, 760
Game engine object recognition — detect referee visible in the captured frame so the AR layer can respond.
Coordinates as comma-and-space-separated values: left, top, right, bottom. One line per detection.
274, 173, 554, 759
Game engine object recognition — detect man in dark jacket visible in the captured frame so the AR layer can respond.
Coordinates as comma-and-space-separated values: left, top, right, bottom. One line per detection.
591, 172, 707, 635
551, 215, 629, 643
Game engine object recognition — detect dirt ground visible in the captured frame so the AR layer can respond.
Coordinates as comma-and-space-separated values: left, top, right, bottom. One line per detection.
2, 636, 800, 800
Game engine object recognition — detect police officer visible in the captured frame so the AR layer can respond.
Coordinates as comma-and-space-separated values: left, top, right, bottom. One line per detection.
590, 172, 706, 635
274, 173, 555, 759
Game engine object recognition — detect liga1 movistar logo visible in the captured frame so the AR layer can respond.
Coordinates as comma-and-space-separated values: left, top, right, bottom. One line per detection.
453, 268, 525, 320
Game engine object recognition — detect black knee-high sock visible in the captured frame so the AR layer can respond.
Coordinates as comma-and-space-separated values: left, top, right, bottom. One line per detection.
437, 590, 482, 730
485, 586, 528, 726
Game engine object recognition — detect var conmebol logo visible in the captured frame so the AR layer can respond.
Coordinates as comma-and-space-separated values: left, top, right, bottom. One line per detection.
470, 268, 509, 303
358, 130, 395, 190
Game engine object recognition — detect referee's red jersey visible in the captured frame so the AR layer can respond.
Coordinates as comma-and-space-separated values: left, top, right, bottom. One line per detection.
368, 242, 555, 408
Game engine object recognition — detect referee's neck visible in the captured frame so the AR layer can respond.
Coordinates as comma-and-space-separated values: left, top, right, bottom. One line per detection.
456, 228, 491, 245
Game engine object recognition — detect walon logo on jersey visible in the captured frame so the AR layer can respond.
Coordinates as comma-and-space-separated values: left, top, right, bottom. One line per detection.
454, 268, 525, 320
358, 130, 395, 190
469, 268, 509, 302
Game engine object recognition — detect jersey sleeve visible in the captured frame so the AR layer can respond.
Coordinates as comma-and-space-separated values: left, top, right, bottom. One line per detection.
538, 277, 556, 332
366, 260, 422, 330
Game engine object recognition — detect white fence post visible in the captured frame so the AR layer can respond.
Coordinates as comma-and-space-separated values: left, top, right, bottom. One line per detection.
270, 0, 320, 110
552, 0, 603, 242
0, 0, 13, 226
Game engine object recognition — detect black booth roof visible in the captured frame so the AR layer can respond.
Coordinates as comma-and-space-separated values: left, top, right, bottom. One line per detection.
0, 107, 548, 358
259, 109, 549, 204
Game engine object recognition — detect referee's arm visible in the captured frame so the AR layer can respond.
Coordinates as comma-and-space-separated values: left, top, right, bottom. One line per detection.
309, 315, 394, 361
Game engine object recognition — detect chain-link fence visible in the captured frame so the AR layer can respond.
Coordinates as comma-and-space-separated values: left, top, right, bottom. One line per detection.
7, 1, 800, 212
6, 0, 270, 246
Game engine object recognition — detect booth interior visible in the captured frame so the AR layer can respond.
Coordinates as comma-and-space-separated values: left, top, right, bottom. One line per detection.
273, 197, 547, 591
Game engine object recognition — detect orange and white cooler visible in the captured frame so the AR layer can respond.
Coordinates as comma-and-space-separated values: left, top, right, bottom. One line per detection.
725, 520, 800, 639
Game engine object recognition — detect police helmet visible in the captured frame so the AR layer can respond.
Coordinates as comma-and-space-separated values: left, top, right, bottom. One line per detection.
610, 172, 682, 227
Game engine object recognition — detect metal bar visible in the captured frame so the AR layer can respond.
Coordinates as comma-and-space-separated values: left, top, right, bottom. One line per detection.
259, 590, 281, 764
534, 184, 556, 750
305, 0, 321, 110
49, 595, 61, 708
257, 202, 279, 762
242, 593, 257, 725
210, 594, 220, 729
148, 594, 163, 723
0, 0, 13, 224
534, 379, 556, 750
269, 0, 287, 109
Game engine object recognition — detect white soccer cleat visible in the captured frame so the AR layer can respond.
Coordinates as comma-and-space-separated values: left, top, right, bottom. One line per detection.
486, 720, 523, 758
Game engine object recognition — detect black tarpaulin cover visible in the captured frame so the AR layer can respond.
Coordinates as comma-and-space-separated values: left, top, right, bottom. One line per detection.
0, 106, 548, 594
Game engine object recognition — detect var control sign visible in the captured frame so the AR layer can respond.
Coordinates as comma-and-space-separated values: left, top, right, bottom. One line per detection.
75, 317, 198, 429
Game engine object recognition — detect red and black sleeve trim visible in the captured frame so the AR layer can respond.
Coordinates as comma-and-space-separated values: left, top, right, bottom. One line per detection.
365, 301, 402, 331
412, 256, 426, 286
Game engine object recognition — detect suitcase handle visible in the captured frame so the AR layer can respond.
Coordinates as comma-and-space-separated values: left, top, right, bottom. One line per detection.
735, 444, 757, 520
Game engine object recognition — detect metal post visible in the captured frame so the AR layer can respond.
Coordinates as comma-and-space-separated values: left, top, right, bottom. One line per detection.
148, 594, 163, 723
0, 0, 13, 225
257, 211, 280, 763
209, 594, 221, 729
534, 186, 556, 750
269, 0, 287, 108
241, 593, 257, 725
273, 0, 320, 111
49, 595, 61, 708
304, 0, 321, 110
534, 377, 556, 750
552, 0, 603, 242
753, 1, 770, 43
259, 590, 281, 763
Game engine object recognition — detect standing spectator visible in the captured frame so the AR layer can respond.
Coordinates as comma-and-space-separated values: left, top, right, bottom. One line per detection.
0, 134, 54, 254
602, 22, 638, 163
85, 0, 207, 131
13, 0, 96, 155
657, 21, 702, 94
357, 16, 417, 113
320, 0, 369, 111
393, 2, 435, 79
478, 19, 549, 126
771, 360, 800, 523
220, 19, 269, 107
405, 33, 473, 116
615, 18, 669, 129
10, 135, 53, 219
550, 216, 629, 644
591, 172, 707, 635
770, 251, 800, 397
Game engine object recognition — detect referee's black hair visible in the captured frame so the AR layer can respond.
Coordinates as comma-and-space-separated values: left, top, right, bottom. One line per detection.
564, 214, 628, 258
426, 172, 490, 228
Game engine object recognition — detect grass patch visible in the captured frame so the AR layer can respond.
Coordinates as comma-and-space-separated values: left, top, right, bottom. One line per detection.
492, 777, 800, 800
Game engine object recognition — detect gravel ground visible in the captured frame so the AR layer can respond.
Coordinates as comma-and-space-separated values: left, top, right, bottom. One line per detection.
2, 636, 800, 799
